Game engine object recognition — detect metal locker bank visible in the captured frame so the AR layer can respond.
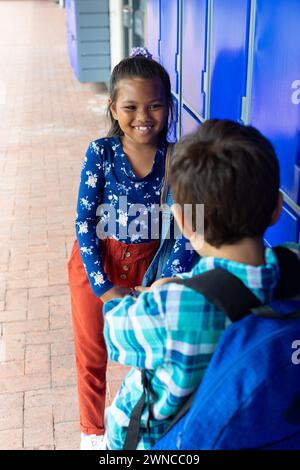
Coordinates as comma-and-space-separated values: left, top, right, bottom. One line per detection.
147, 0, 300, 245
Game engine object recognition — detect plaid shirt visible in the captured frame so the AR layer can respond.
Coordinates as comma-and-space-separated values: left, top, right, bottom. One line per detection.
103, 243, 300, 450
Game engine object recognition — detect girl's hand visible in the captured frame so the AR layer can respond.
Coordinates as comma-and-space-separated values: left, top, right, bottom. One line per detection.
135, 277, 174, 293
100, 286, 132, 303
151, 277, 174, 288
134, 286, 151, 294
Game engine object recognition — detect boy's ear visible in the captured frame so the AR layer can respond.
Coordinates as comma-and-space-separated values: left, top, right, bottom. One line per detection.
171, 204, 194, 239
270, 191, 283, 226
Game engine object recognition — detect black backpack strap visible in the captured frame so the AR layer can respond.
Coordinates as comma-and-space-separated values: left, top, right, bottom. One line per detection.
123, 370, 154, 450
249, 246, 300, 320
157, 388, 198, 442
251, 295, 300, 320
273, 246, 300, 298
171, 268, 262, 323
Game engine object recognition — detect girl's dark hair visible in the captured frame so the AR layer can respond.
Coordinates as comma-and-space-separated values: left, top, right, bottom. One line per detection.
106, 56, 174, 141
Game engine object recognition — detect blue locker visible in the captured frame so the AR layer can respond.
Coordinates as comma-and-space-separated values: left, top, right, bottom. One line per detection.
265, 204, 300, 246
159, 0, 180, 94
250, 0, 300, 205
181, 105, 201, 136
182, 0, 208, 119
147, 0, 160, 60
209, 0, 251, 122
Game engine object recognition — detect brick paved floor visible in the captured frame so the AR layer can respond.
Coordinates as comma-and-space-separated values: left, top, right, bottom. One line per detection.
0, 0, 129, 450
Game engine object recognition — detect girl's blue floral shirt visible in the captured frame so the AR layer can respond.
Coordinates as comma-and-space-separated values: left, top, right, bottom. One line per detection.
75, 137, 196, 296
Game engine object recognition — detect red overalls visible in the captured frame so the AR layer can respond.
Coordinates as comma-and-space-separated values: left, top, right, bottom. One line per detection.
67, 237, 159, 435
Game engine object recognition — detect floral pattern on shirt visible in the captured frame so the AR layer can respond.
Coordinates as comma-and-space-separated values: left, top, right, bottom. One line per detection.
75, 137, 196, 296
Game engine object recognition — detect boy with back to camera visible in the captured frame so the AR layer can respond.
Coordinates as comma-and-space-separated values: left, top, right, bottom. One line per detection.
102, 119, 300, 450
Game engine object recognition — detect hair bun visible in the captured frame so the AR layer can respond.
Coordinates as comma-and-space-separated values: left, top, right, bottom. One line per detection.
129, 47, 153, 60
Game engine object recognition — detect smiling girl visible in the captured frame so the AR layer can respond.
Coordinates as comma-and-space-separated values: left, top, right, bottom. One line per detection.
67, 48, 197, 450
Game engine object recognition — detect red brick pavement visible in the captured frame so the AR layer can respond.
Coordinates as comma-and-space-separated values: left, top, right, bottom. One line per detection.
0, 0, 129, 450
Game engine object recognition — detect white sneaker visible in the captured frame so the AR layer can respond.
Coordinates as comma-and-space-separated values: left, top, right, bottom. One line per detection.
80, 432, 107, 450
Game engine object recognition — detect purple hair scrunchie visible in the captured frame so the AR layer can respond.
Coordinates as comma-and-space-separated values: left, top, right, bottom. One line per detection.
129, 47, 153, 60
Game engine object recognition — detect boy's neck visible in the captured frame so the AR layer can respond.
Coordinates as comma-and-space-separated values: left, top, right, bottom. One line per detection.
198, 237, 266, 266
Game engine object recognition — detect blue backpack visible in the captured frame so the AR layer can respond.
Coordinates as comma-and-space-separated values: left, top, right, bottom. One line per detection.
153, 246, 300, 450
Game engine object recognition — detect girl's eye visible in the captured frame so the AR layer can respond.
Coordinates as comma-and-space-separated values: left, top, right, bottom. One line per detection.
149, 104, 162, 110
123, 106, 136, 110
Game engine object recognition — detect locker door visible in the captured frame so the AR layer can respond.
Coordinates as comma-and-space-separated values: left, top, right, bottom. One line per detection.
209, 0, 251, 122
250, 0, 300, 204
160, 0, 180, 94
181, 106, 201, 137
146, 0, 160, 60
265, 204, 300, 246
182, 0, 208, 120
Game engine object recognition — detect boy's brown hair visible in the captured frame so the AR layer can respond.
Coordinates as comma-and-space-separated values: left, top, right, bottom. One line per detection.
169, 119, 280, 247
